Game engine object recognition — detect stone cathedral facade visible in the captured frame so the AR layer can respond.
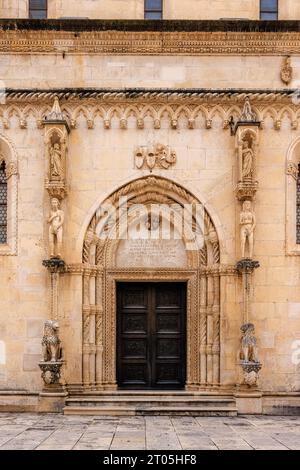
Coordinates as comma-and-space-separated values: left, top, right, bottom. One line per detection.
0, 1, 300, 415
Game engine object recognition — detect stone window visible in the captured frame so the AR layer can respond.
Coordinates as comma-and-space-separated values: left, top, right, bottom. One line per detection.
145, 0, 163, 20
297, 164, 300, 244
29, 0, 47, 19
0, 161, 7, 244
260, 0, 278, 20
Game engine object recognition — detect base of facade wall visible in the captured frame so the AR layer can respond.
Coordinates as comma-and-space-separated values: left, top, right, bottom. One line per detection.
0, 391, 40, 412
1, 390, 300, 415
38, 392, 68, 413
262, 393, 300, 416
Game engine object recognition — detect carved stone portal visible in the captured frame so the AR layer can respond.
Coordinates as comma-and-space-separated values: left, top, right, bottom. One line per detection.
81, 176, 224, 390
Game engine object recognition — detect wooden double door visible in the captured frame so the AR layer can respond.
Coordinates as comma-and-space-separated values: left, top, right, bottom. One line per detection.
117, 282, 186, 389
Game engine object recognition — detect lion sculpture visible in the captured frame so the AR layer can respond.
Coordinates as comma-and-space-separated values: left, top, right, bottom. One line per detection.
41, 320, 61, 362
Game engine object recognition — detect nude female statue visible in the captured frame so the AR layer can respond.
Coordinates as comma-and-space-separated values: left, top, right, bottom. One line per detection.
240, 200, 256, 259
48, 198, 64, 258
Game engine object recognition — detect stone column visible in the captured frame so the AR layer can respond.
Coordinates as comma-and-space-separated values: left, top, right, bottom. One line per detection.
233, 98, 262, 389
199, 275, 207, 386
212, 273, 220, 386
95, 268, 104, 389
82, 271, 91, 387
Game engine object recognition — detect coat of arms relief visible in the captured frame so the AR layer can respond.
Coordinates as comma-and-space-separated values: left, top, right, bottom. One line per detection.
134, 144, 177, 170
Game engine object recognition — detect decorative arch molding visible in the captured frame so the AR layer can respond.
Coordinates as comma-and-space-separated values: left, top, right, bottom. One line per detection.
286, 136, 300, 255
0, 133, 18, 256
77, 173, 228, 264
79, 175, 230, 391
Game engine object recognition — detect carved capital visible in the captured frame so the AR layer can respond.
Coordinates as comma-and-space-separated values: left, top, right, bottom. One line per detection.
236, 259, 260, 274
43, 258, 66, 273
286, 161, 298, 180
5, 161, 18, 179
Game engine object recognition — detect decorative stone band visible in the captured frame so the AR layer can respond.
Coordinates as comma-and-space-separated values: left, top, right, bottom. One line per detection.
2, 88, 299, 131
1, 22, 300, 55
65, 263, 237, 276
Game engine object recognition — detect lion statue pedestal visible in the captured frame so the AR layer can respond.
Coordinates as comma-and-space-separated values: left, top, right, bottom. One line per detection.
38, 320, 67, 412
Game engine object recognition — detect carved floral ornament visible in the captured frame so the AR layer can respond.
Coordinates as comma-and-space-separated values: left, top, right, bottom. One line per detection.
2, 29, 300, 55
286, 161, 298, 180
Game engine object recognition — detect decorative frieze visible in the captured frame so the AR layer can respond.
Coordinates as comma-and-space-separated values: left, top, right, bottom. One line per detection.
2, 28, 300, 56
1, 90, 300, 131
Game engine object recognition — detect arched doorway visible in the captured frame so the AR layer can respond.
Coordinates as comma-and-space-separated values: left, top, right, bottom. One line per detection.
81, 176, 221, 391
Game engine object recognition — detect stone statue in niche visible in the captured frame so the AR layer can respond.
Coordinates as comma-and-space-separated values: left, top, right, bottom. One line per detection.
41, 320, 61, 362
50, 142, 63, 179
281, 56, 293, 85
48, 198, 64, 259
240, 323, 259, 363
241, 139, 254, 180
240, 200, 256, 259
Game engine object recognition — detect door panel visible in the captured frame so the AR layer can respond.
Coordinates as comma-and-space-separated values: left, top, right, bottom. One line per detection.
117, 282, 186, 389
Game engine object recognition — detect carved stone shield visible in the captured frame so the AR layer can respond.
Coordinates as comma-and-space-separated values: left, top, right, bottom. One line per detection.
135, 148, 145, 169
146, 149, 156, 170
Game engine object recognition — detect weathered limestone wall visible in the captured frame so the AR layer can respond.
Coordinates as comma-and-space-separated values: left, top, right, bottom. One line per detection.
0, 0, 27, 18
0, 26, 299, 396
0, 54, 299, 90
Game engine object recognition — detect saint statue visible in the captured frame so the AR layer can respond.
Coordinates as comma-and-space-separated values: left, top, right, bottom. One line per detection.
48, 198, 64, 258
240, 200, 256, 259
50, 142, 63, 179
241, 140, 254, 180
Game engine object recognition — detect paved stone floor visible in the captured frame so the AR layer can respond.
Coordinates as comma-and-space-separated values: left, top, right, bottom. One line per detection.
0, 413, 299, 450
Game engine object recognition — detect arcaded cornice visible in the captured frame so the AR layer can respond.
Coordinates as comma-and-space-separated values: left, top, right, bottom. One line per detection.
2, 87, 297, 104
0, 20, 300, 55
1, 88, 299, 131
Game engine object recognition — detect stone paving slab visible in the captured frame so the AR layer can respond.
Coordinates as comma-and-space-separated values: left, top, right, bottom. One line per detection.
0, 413, 299, 450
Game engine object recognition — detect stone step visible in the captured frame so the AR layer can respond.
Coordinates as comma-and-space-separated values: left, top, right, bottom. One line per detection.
66, 397, 235, 408
64, 405, 238, 416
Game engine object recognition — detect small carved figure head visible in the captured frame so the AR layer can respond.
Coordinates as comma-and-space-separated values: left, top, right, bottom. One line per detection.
242, 200, 252, 212
53, 143, 60, 151
241, 323, 255, 335
51, 198, 60, 210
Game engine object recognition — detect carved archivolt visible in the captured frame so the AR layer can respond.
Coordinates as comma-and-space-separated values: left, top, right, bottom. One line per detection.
80, 176, 224, 390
